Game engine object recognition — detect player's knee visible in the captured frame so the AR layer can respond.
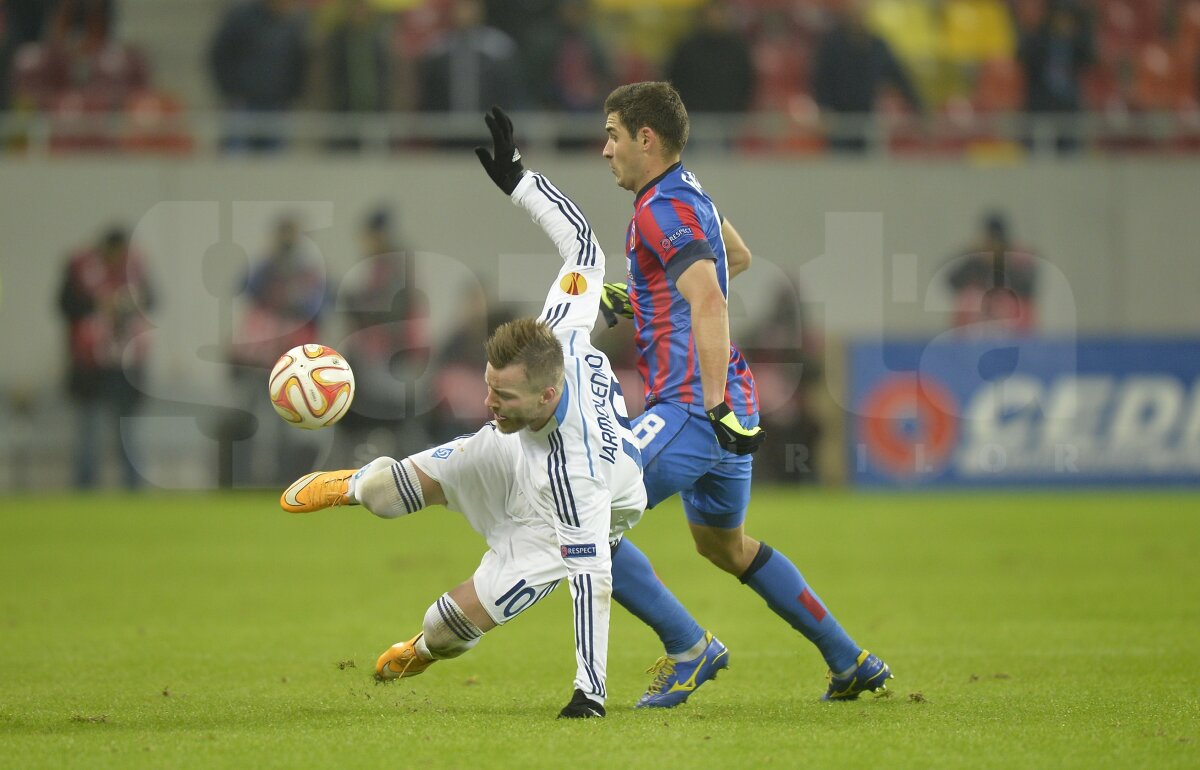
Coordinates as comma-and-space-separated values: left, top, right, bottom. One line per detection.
693, 538, 742, 574
421, 594, 484, 660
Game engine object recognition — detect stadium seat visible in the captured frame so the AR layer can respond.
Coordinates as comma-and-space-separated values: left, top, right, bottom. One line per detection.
123, 89, 194, 155
1097, 0, 1164, 57
974, 57, 1024, 112
47, 89, 118, 153
1130, 42, 1187, 110
1181, 1, 1200, 55
1081, 59, 1125, 112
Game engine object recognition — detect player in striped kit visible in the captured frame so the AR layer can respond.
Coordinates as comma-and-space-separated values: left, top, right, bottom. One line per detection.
281, 108, 645, 718
598, 82, 893, 704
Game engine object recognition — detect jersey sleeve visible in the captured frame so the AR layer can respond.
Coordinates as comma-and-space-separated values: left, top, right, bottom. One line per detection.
635, 197, 718, 285
511, 172, 605, 336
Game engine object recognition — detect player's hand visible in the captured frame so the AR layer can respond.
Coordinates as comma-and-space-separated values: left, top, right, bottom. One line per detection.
474, 106, 526, 195
599, 282, 634, 328
707, 402, 766, 455
557, 688, 606, 719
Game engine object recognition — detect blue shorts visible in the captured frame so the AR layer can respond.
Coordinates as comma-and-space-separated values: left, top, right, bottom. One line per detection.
631, 401, 757, 529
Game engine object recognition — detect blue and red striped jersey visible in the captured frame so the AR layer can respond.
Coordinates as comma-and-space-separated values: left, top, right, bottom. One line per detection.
623, 162, 758, 415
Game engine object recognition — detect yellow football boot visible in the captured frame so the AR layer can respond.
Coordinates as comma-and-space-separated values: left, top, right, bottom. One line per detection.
375, 634, 435, 681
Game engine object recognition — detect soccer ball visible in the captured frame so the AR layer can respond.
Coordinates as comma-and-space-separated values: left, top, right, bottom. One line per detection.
268, 344, 355, 429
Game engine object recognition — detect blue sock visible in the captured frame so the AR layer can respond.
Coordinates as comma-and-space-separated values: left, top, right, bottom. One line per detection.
740, 543, 860, 672
612, 538, 705, 656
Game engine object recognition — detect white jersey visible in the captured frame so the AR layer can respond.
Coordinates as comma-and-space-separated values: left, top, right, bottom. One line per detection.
507, 171, 645, 702
409, 172, 644, 703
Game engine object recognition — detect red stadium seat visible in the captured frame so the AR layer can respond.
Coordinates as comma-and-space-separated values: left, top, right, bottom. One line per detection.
122, 89, 194, 155
974, 57, 1025, 112
47, 89, 118, 153
1130, 42, 1188, 110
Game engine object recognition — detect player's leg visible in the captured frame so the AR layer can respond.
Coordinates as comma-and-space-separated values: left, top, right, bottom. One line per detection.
375, 576, 496, 680
279, 455, 438, 514
376, 525, 564, 687
620, 403, 729, 708
620, 405, 712, 661
684, 465, 892, 700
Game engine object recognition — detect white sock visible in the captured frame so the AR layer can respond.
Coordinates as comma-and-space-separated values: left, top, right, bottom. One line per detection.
669, 634, 709, 663
353, 457, 426, 518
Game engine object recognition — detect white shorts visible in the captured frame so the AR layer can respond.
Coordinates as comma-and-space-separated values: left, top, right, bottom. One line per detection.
408, 426, 571, 627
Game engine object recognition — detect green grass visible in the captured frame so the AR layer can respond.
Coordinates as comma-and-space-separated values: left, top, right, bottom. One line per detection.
1, 489, 1198, 769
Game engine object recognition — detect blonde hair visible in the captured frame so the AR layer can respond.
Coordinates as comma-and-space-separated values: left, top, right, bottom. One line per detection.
485, 318, 564, 390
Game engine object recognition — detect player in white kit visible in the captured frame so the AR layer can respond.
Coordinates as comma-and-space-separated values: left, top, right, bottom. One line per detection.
280, 108, 644, 718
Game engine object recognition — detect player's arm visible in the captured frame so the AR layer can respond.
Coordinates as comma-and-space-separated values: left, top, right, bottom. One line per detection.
676, 259, 765, 455
723, 218, 752, 280
675, 260, 732, 413
475, 106, 604, 335
512, 172, 606, 335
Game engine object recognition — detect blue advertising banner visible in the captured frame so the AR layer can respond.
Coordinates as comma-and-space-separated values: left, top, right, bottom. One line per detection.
848, 338, 1200, 487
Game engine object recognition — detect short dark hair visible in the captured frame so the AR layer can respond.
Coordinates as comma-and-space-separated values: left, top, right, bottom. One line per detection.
604, 82, 689, 156
485, 318, 564, 390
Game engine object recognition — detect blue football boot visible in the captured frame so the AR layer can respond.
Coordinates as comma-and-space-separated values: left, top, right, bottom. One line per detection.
822, 650, 892, 701
635, 632, 730, 708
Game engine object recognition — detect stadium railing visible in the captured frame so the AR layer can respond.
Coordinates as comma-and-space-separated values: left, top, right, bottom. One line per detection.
3, 109, 1200, 158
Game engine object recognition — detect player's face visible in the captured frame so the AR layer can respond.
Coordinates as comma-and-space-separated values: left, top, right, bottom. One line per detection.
603, 113, 641, 192
484, 362, 554, 433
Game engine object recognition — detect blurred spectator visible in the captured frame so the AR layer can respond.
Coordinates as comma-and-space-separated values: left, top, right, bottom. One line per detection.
812, 0, 924, 152
945, 210, 1039, 334
338, 206, 431, 460
483, 0, 560, 54
665, 0, 754, 115
0, 0, 51, 109
230, 215, 326, 373
417, 0, 525, 114
48, 0, 115, 56
57, 225, 153, 489
425, 284, 512, 440
229, 215, 328, 485
524, 0, 612, 113
209, 0, 309, 152
325, 0, 391, 114
1018, 0, 1094, 151
743, 284, 823, 484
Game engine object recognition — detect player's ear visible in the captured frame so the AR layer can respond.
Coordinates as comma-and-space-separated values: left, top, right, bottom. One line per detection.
638, 126, 654, 152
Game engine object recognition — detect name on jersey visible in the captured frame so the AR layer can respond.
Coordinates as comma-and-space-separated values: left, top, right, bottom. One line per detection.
586, 353, 619, 465
561, 543, 597, 558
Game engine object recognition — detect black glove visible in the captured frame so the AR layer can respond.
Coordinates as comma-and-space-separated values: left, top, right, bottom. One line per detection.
707, 402, 766, 455
557, 688, 606, 719
599, 282, 634, 328
474, 106, 526, 195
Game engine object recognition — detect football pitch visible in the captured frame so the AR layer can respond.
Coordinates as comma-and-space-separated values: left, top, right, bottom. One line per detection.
1, 489, 1197, 769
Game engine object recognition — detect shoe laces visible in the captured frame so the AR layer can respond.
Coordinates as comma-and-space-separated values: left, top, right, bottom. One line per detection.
320, 473, 351, 506
644, 656, 677, 695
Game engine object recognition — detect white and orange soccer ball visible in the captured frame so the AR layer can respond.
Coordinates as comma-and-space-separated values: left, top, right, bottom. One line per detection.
268, 344, 356, 429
